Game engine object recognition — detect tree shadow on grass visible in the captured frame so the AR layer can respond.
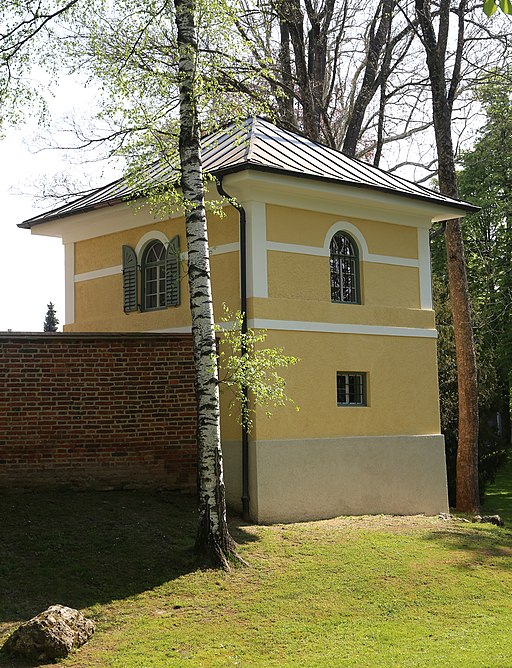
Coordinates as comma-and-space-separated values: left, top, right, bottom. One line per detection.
0, 491, 199, 626
422, 524, 512, 572
422, 458, 512, 571
0, 489, 258, 657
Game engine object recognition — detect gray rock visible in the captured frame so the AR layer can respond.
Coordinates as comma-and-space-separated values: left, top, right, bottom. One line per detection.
472, 514, 505, 527
2, 604, 95, 662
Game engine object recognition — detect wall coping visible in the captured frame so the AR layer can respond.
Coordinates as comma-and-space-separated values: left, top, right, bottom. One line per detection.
0, 332, 193, 341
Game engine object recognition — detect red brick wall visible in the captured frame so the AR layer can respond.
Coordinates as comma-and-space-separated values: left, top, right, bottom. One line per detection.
0, 333, 197, 491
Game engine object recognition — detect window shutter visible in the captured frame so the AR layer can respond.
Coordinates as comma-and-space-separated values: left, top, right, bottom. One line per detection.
122, 245, 138, 312
165, 235, 181, 307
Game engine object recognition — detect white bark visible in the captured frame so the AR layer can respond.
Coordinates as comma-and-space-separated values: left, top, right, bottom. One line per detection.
174, 0, 238, 568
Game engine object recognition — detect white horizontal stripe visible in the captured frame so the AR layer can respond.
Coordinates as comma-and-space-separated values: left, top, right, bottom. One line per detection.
248, 318, 437, 339
367, 254, 419, 268
177, 243, 240, 261
74, 265, 122, 282
209, 242, 240, 256
267, 241, 326, 257
266, 241, 419, 268
74, 243, 239, 282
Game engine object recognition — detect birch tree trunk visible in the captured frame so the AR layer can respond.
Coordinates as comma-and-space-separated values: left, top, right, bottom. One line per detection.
416, 0, 480, 513
174, 0, 241, 569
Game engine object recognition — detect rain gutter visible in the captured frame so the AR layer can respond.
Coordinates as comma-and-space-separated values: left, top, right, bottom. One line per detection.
216, 177, 250, 522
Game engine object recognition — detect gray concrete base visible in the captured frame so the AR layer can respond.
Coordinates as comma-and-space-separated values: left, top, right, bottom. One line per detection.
223, 435, 448, 523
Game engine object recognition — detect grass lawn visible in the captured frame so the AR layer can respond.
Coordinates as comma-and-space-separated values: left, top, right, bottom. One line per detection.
483, 458, 512, 524
1, 471, 512, 668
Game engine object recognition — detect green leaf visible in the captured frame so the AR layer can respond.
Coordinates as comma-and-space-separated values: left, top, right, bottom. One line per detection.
483, 0, 498, 15
499, 0, 512, 13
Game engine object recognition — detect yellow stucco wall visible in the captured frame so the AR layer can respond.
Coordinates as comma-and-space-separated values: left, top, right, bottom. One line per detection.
70, 250, 240, 332
68, 206, 240, 332
66, 200, 439, 447
247, 330, 441, 441
266, 204, 419, 258
75, 206, 239, 275
266, 252, 420, 308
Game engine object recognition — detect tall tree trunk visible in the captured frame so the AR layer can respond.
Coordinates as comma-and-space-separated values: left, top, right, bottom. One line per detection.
342, 0, 394, 157
445, 217, 479, 512
277, 19, 297, 130
278, 0, 319, 141
416, 0, 479, 513
174, 0, 241, 569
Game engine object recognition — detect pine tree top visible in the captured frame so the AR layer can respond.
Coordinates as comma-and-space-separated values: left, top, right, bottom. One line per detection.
43, 302, 59, 332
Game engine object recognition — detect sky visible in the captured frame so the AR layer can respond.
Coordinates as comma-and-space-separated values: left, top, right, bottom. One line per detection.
0, 76, 117, 332
0, 127, 66, 332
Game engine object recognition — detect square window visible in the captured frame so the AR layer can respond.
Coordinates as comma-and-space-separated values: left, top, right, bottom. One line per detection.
337, 372, 367, 406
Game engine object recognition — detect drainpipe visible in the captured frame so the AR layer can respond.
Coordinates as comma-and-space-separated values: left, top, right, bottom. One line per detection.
217, 178, 250, 521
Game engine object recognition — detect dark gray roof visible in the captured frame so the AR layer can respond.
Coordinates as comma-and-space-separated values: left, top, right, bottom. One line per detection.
19, 117, 478, 228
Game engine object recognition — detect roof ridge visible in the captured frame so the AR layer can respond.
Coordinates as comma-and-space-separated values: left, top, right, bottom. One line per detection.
19, 115, 479, 229
242, 117, 257, 162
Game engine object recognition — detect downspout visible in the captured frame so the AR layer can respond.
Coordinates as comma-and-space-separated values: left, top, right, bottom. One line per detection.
217, 178, 250, 521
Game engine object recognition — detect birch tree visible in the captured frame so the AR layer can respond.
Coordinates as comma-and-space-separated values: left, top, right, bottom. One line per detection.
173, 0, 244, 568
0, 1, 79, 128
1, 0, 262, 568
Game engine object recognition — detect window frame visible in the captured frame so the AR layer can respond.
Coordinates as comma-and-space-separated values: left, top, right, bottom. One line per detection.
141, 240, 167, 312
336, 371, 368, 407
329, 231, 361, 304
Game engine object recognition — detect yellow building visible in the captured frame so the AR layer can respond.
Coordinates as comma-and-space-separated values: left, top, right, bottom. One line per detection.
21, 118, 477, 523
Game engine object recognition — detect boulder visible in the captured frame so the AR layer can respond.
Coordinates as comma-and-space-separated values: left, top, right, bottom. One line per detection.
472, 514, 505, 527
2, 604, 95, 662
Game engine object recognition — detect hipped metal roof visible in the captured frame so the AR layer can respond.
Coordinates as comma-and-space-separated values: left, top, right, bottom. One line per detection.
19, 116, 478, 228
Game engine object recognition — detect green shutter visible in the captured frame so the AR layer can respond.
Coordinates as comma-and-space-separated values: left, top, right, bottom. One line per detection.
165, 235, 181, 307
122, 245, 138, 312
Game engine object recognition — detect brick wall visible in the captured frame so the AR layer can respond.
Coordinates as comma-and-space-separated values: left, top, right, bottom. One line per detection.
0, 333, 197, 491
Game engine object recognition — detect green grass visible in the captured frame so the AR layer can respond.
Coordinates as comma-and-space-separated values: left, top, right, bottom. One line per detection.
1, 473, 512, 667
483, 458, 512, 524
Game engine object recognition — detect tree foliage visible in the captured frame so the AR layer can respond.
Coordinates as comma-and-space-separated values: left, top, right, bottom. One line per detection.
216, 307, 299, 432
483, 0, 511, 16
43, 302, 59, 332
432, 72, 512, 503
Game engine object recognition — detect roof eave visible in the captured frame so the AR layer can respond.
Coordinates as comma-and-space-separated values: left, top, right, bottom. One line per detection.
19, 160, 479, 230
18, 196, 131, 229
214, 163, 480, 216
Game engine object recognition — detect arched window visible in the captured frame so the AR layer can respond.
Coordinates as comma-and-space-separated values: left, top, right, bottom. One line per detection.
142, 240, 166, 310
330, 232, 360, 304
122, 235, 180, 313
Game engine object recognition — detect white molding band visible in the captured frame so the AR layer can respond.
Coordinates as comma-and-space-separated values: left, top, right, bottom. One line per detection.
64, 242, 75, 325
75, 265, 123, 283
266, 240, 419, 268
74, 243, 240, 283
209, 242, 240, 256
266, 240, 326, 257
368, 253, 419, 268
248, 318, 437, 339
418, 227, 433, 310
144, 320, 438, 340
